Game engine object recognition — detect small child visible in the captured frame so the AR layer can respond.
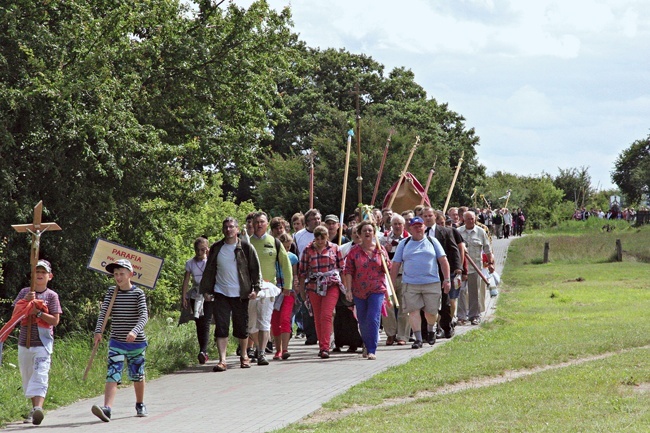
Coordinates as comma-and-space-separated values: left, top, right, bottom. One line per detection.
13, 260, 62, 425
91, 259, 149, 422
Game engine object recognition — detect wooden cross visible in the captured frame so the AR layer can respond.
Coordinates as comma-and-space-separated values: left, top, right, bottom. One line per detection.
12, 201, 61, 347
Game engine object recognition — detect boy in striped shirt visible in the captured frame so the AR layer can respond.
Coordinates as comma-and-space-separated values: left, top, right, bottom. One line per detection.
91, 259, 149, 422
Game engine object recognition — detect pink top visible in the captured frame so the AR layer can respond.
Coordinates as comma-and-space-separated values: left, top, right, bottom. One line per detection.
343, 244, 390, 299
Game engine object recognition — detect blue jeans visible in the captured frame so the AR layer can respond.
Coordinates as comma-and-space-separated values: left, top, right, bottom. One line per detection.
353, 293, 384, 355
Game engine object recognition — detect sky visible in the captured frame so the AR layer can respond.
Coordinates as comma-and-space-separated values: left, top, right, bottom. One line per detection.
234, 0, 650, 190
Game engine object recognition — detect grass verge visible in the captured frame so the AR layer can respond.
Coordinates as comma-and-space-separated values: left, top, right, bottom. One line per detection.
276, 224, 650, 432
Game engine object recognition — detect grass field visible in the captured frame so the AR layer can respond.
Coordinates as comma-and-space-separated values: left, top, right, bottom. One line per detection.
277, 222, 650, 432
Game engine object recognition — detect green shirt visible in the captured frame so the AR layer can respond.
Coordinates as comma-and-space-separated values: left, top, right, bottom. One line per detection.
249, 234, 293, 291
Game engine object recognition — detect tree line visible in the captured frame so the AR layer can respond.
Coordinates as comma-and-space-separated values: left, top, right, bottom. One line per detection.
1, 1, 643, 334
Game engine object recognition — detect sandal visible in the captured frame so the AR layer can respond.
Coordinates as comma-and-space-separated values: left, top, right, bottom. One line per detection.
213, 362, 227, 372
240, 356, 251, 369
273, 352, 282, 361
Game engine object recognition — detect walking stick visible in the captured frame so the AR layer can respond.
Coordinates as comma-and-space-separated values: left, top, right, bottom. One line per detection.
464, 253, 491, 286
370, 129, 394, 207
374, 233, 400, 307
338, 132, 353, 246
419, 159, 437, 205
83, 287, 119, 380
387, 136, 420, 210
442, 151, 464, 214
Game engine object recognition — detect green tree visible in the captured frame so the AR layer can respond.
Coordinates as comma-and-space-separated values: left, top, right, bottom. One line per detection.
553, 166, 594, 208
612, 135, 650, 204
0, 0, 296, 330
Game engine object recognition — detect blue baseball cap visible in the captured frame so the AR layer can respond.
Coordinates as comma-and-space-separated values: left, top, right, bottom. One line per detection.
409, 216, 424, 225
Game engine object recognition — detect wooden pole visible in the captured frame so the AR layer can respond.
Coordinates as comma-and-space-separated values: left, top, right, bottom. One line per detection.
308, 152, 315, 210
543, 242, 550, 263
420, 163, 436, 205
12, 201, 61, 347
338, 134, 353, 246
616, 239, 622, 262
442, 151, 464, 214
504, 189, 512, 209
387, 136, 420, 210
464, 253, 491, 286
370, 129, 394, 207
83, 286, 119, 381
374, 233, 399, 307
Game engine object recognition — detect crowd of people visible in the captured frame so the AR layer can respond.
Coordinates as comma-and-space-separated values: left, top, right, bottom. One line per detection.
6, 204, 506, 425
572, 205, 645, 222
181, 204, 503, 371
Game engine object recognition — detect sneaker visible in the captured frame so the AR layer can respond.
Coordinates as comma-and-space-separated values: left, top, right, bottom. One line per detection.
247, 347, 257, 361
32, 407, 44, 425
135, 403, 148, 417
198, 351, 208, 365
471, 317, 481, 325
281, 351, 291, 360
257, 354, 269, 365
427, 332, 436, 346
265, 341, 274, 354
411, 340, 423, 349
273, 351, 282, 361
320, 350, 330, 359
24, 408, 34, 424
92, 405, 111, 422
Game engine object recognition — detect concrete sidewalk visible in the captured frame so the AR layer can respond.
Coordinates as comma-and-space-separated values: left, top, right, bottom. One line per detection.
4, 237, 513, 433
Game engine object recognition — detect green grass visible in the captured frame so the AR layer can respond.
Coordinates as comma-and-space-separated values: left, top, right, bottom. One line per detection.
276, 223, 650, 432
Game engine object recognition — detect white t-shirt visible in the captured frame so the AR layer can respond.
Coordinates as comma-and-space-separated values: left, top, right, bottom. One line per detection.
294, 228, 314, 258
214, 243, 240, 297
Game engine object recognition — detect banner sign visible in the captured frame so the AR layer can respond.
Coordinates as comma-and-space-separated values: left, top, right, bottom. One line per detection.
87, 238, 164, 289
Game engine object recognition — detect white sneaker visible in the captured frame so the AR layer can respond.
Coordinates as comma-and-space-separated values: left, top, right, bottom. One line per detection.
32, 407, 44, 425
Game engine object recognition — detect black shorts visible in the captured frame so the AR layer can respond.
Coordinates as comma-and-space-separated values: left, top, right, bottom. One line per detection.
212, 293, 249, 340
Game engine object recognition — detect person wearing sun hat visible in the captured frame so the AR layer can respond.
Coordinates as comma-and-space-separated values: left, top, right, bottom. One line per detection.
91, 259, 149, 422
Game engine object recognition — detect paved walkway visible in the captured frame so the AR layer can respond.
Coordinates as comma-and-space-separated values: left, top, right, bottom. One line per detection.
4, 237, 514, 432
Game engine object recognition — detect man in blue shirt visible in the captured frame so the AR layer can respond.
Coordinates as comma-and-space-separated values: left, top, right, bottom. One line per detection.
390, 217, 451, 349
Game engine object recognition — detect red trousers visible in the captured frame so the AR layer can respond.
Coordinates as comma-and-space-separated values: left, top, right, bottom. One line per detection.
308, 288, 339, 351
271, 292, 296, 336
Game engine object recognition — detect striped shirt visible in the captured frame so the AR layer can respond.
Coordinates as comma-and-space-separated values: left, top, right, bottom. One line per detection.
94, 285, 148, 343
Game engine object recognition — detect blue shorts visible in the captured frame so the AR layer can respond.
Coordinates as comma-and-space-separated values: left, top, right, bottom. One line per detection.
106, 340, 147, 383
448, 286, 461, 300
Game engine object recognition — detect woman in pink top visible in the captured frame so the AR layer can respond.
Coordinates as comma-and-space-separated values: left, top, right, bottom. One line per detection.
343, 221, 392, 360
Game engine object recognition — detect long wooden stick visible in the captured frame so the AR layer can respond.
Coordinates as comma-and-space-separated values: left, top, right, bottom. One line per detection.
504, 189, 511, 209
83, 286, 119, 381
338, 134, 353, 246
420, 164, 436, 205
442, 151, 464, 214
309, 155, 315, 210
387, 136, 420, 210
370, 129, 393, 207
374, 234, 399, 307
464, 253, 491, 286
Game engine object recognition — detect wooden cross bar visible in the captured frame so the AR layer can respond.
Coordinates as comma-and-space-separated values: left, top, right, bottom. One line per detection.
12, 201, 61, 347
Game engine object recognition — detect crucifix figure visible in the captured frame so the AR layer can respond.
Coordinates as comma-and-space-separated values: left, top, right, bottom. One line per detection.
12, 201, 61, 347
